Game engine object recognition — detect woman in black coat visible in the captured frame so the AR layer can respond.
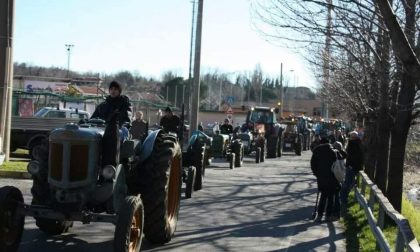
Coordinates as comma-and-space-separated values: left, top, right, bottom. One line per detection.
311, 138, 340, 222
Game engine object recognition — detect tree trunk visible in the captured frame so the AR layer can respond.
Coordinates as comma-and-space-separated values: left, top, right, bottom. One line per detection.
363, 120, 377, 179
388, 74, 415, 211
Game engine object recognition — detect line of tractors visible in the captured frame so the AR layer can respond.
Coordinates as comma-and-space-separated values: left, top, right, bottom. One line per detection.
0, 105, 343, 252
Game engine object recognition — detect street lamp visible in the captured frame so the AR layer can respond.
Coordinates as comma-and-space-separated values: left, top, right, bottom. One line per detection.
65, 44, 74, 78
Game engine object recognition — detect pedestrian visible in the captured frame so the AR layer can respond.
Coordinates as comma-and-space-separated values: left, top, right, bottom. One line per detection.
160, 107, 181, 135
332, 141, 347, 220
336, 130, 346, 146
310, 134, 321, 151
340, 131, 364, 213
130, 111, 148, 141
311, 137, 341, 222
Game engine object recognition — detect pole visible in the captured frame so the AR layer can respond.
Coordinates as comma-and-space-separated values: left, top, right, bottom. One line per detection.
187, 0, 196, 124
324, 0, 332, 120
0, 0, 14, 161
280, 63, 283, 118
65, 44, 74, 78
190, 0, 203, 133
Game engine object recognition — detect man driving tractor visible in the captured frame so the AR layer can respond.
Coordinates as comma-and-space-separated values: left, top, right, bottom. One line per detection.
220, 118, 233, 135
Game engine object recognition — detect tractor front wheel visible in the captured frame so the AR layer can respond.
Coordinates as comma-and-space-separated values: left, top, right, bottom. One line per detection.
0, 186, 25, 252
114, 195, 144, 252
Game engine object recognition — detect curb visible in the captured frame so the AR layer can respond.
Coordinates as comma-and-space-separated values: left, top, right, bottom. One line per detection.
0, 170, 31, 179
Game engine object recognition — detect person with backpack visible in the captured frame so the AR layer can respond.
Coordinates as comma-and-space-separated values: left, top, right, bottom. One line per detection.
332, 141, 347, 220
311, 137, 341, 222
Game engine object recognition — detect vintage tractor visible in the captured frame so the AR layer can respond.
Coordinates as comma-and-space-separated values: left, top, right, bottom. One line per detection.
0, 114, 182, 252
208, 131, 244, 169
237, 106, 282, 161
280, 120, 303, 156
182, 130, 212, 198
296, 116, 314, 151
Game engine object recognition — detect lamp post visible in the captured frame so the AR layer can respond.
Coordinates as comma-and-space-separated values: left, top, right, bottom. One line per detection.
65, 44, 74, 78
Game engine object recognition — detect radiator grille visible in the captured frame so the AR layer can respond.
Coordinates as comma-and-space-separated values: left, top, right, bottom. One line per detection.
70, 145, 89, 182
50, 143, 63, 180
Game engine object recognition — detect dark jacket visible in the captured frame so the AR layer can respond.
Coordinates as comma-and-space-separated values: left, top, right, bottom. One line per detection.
91, 95, 132, 127
160, 114, 180, 134
220, 124, 233, 134
311, 143, 340, 190
346, 138, 364, 171
130, 119, 148, 140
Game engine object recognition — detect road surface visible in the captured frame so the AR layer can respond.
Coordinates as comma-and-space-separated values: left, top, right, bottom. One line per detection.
0, 150, 346, 251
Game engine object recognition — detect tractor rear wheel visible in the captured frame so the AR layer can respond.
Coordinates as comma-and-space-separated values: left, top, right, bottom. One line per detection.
0, 186, 25, 252
130, 132, 182, 244
185, 166, 196, 199
266, 136, 278, 158
255, 147, 261, 163
232, 141, 243, 167
260, 144, 266, 162
229, 153, 235, 169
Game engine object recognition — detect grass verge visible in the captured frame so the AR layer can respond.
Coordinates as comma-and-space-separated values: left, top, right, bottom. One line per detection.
0, 161, 28, 172
402, 196, 420, 241
343, 191, 420, 251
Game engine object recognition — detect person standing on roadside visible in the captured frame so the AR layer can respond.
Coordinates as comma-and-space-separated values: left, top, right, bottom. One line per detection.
340, 131, 364, 211
130, 111, 148, 141
311, 137, 340, 222
332, 141, 347, 220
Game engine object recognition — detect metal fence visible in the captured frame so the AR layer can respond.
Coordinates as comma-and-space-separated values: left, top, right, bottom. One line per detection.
355, 171, 420, 252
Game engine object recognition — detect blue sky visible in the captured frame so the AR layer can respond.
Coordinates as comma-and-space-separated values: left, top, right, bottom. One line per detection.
13, 0, 316, 88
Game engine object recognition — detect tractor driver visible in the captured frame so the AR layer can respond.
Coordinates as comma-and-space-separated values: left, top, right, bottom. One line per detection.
91, 80, 132, 140
160, 107, 181, 135
220, 118, 234, 135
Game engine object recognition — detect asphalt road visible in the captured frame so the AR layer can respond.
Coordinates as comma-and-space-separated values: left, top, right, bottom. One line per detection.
0, 150, 346, 252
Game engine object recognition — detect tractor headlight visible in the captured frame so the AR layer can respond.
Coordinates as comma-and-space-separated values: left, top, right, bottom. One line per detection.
27, 161, 40, 175
102, 165, 116, 180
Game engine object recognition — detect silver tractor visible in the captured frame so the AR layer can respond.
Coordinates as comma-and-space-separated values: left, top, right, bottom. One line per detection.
0, 114, 182, 252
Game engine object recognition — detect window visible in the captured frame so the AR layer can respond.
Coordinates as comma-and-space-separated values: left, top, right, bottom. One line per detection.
45, 111, 66, 118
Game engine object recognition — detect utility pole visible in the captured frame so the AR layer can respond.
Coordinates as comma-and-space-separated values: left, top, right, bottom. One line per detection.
187, 0, 196, 124
190, 0, 204, 133
65, 44, 74, 79
324, 0, 332, 120
0, 0, 15, 161
280, 63, 283, 118
0, 0, 15, 162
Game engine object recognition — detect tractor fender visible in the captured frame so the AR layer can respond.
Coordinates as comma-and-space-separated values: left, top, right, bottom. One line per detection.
28, 134, 48, 149
138, 129, 162, 164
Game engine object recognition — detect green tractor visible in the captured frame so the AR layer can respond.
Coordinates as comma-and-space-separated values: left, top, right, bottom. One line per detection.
208, 131, 244, 169
0, 114, 182, 252
182, 130, 212, 198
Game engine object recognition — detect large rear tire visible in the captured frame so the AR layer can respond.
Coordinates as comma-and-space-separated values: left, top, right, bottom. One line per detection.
266, 136, 278, 158
232, 141, 243, 167
114, 195, 144, 252
229, 153, 235, 169
191, 140, 205, 191
260, 144, 265, 162
185, 166, 196, 199
0, 186, 25, 252
129, 132, 182, 244
255, 147, 261, 164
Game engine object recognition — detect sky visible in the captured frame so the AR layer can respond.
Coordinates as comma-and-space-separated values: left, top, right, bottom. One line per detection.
13, 0, 317, 89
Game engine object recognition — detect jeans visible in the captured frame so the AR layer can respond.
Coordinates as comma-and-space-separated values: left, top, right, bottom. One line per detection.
340, 166, 357, 206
